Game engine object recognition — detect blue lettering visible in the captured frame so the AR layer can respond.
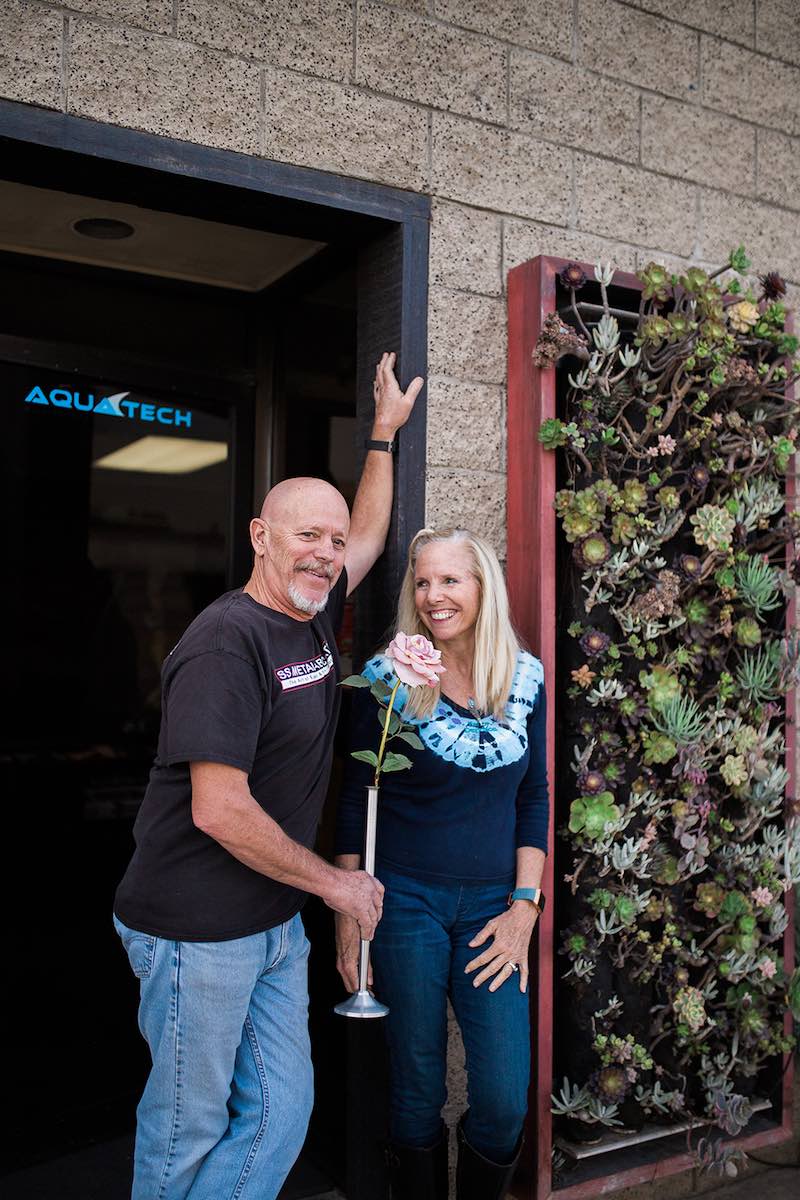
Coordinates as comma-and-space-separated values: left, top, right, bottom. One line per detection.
93, 396, 124, 417
22, 386, 192, 427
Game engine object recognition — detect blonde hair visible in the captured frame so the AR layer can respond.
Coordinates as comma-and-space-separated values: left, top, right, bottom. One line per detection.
393, 527, 520, 721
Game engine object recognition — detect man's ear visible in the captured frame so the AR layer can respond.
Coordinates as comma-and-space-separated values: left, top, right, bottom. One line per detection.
249, 518, 268, 557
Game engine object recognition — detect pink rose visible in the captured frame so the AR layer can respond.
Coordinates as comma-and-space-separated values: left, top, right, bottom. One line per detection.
386, 631, 446, 689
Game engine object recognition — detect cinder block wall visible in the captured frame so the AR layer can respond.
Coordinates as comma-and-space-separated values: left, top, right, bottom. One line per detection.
3, 0, 798, 1190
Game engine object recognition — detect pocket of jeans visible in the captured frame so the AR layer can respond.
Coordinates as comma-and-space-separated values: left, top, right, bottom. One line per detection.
116, 922, 157, 980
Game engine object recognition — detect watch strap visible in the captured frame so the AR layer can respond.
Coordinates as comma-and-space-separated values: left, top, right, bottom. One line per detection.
508, 887, 545, 913
365, 437, 395, 453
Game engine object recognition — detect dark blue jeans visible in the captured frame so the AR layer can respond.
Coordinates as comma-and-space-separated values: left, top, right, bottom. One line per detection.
371, 865, 530, 1162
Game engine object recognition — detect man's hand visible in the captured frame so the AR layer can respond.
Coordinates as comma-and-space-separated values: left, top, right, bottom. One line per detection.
372, 351, 424, 439
324, 867, 384, 941
345, 351, 424, 593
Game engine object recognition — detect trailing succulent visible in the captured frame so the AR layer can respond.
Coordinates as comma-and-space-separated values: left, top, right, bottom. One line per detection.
536, 252, 800, 1171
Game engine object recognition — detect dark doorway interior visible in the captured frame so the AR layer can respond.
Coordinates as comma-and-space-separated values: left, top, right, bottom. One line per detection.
1, 245, 356, 1196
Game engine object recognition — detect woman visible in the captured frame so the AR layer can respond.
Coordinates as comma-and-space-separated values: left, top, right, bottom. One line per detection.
335, 528, 549, 1200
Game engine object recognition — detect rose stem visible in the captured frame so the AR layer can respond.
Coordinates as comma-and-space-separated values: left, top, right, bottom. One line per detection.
374, 679, 402, 787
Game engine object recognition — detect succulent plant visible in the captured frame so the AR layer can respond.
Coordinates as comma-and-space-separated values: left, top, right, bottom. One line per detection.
560, 262, 587, 291
673, 986, 707, 1032
690, 505, 736, 553
569, 791, 621, 839
734, 556, 781, 618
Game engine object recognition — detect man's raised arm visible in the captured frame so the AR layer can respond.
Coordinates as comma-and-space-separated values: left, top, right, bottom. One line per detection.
344, 351, 424, 595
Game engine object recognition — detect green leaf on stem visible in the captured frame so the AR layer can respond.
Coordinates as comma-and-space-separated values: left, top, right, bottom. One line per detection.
377, 710, 402, 736
351, 749, 378, 766
395, 730, 424, 750
370, 678, 392, 703
341, 674, 370, 688
380, 752, 413, 773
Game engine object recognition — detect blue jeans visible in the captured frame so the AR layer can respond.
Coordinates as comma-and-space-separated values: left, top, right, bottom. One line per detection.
114, 913, 313, 1200
371, 866, 530, 1162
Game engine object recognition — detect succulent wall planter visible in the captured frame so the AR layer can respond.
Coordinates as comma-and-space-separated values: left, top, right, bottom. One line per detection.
507, 256, 799, 1200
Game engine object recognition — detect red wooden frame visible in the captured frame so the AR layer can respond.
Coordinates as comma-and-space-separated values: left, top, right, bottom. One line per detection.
507, 255, 796, 1199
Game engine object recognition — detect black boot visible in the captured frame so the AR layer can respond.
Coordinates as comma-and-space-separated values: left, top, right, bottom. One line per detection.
388, 1124, 449, 1199
456, 1119, 521, 1200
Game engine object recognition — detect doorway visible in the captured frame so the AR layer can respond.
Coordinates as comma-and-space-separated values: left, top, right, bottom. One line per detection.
0, 106, 428, 1200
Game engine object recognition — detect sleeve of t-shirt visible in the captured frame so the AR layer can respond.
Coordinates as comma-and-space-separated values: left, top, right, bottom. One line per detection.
515, 684, 550, 853
334, 684, 376, 856
162, 649, 268, 773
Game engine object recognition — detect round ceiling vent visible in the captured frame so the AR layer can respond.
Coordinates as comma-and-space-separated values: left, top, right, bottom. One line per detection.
72, 217, 135, 240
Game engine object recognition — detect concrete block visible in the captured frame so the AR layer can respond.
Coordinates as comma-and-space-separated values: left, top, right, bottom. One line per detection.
756, 0, 800, 67
426, 376, 505, 470
428, 286, 506, 383
431, 112, 571, 224
509, 49, 639, 164
426, 466, 506, 557
357, 2, 506, 122
575, 154, 697, 256
641, 95, 756, 193
430, 199, 502, 296
756, 129, 800, 211
433, 0, 573, 60
700, 189, 800, 284
262, 67, 429, 191
61, 1, 172, 33
68, 19, 262, 153
0, 1, 62, 110
702, 36, 800, 137
623, 1, 754, 47
503, 218, 637, 278
578, 0, 698, 99
178, 0, 352, 82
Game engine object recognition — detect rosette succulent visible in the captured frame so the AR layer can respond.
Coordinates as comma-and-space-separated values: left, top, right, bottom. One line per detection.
690, 505, 736, 552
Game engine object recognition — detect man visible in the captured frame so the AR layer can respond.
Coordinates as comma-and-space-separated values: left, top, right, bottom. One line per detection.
114, 352, 423, 1200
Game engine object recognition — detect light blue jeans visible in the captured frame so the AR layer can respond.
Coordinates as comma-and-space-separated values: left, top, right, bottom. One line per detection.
114, 912, 313, 1200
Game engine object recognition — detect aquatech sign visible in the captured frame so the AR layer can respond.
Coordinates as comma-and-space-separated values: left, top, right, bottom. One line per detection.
24, 386, 192, 427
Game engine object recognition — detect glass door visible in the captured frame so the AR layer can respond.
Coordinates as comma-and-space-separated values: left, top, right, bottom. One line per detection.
2, 359, 250, 1166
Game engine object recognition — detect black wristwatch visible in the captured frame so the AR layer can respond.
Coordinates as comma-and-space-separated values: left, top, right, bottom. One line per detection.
365, 438, 396, 453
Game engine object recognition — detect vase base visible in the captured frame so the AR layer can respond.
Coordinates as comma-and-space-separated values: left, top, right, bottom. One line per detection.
334, 990, 389, 1019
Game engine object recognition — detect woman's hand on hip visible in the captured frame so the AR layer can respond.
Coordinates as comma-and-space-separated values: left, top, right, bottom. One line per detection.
464, 903, 539, 993
335, 912, 371, 994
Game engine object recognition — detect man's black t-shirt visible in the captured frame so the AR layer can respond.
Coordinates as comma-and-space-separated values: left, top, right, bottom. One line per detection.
114, 572, 347, 941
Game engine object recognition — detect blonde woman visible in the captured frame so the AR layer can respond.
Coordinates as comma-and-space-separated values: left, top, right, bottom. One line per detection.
335, 528, 549, 1200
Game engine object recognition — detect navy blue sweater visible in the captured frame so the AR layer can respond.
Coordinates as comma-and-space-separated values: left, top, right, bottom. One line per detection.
335, 651, 549, 883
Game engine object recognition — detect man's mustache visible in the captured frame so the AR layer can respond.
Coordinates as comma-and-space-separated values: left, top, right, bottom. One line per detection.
295, 562, 334, 579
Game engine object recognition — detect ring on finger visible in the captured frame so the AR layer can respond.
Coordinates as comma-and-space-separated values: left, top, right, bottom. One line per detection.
507, 961, 519, 972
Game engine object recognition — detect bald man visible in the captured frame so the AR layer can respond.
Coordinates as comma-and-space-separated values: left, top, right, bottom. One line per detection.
114, 353, 423, 1200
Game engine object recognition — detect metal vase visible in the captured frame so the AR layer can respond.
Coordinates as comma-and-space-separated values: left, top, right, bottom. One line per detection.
334, 784, 389, 1019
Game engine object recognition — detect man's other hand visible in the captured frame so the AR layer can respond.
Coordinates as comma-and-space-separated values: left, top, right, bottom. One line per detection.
372, 351, 423, 438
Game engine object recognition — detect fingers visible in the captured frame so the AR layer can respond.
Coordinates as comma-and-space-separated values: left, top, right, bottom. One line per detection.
405, 375, 424, 405
468, 919, 495, 949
